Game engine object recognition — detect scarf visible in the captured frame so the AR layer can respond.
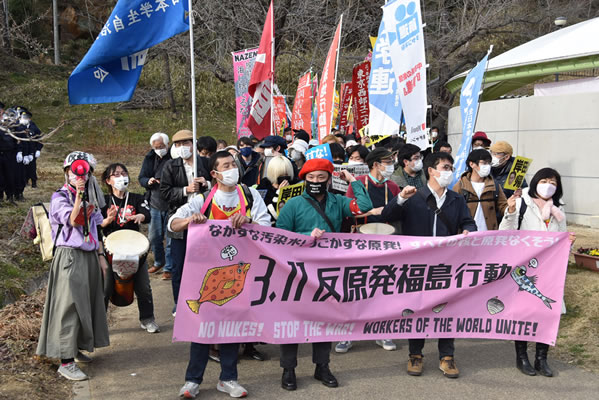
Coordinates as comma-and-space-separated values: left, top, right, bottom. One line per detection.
531, 197, 565, 224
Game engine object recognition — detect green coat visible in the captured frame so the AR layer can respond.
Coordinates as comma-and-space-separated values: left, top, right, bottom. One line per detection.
276, 181, 373, 234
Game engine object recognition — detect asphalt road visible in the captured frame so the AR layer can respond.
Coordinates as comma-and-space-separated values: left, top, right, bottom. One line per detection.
73, 275, 599, 400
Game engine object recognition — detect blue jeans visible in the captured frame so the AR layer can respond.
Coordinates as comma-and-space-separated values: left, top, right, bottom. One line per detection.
185, 343, 239, 384
148, 207, 172, 272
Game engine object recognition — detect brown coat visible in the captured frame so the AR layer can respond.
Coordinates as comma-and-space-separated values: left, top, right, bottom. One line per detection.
452, 173, 508, 230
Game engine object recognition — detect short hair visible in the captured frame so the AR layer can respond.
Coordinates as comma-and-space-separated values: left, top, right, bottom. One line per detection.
466, 149, 491, 172
237, 136, 253, 148
149, 132, 169, 146
198, 136, 217, 153
398, 144, 422, 167
208, 150, 234, 171
0, 102, 5, 109
216, 139, 228, 148
423, 152, 454, 180
334, 133, 347, 145
294, 130, 310, 143
433, 140, 451, 152
347, 145, 369, 163
266, 156, 294, 184
101, 163, 129, 194
528, 168, 564, 205
329, 142, 346, 161
321, 134, 338, 144
430, 126, 439, 132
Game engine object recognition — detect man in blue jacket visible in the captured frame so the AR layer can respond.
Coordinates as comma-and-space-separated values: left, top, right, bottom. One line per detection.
382, 152, 476, 379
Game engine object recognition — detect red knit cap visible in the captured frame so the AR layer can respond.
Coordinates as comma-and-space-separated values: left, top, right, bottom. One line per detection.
299, 158, 334, 180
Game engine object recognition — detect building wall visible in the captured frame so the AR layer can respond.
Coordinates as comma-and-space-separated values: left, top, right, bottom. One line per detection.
448, 92, 599, 226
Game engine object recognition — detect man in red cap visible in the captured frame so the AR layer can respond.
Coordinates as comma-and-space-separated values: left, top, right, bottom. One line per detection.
471, 131, 491, 150
275, 157, 373, 391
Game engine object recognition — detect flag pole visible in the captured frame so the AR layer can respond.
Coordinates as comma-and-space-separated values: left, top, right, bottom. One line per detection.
269, 1, 275, 136
330, 14, 343, 133
188, 0, 198, 178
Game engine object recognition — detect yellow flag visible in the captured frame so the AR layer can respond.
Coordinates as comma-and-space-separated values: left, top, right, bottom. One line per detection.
332, 89, 340, 128
370, 36, 377, 50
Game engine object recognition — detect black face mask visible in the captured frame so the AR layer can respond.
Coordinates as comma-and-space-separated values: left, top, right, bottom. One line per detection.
277, 175, 291, 185
305, 180, 328, 196
333, 160, 343, 165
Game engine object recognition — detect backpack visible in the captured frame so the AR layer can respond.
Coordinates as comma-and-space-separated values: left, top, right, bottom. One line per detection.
517, 200, 528, 230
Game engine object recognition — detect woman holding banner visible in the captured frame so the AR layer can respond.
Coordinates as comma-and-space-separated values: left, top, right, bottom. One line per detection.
499, 167, 575, 377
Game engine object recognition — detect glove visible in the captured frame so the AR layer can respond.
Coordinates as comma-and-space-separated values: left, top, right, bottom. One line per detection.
16, 152, 23, 163
23, 156, 30, 165
28, 155, 34, 163
35, 150, 41, 158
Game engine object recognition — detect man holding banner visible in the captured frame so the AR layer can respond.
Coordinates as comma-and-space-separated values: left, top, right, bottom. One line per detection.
276, 158, 373, 390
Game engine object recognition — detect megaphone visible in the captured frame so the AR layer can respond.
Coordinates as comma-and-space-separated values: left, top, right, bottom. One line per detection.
71, 159, 90, 177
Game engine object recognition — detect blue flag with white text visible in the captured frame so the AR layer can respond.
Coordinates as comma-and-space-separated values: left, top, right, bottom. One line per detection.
68, 0, 189, 105
450, 52, 490, 188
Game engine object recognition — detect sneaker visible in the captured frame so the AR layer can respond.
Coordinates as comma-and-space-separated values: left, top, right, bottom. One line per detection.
75, 351, 92, 363
439, 356, 460, 378
335, 341, 353, 353
179, 381, 200, 399
376, 339, 397, 351
141, 319, 160, 333
217, 380, 248, 398
172, 305, 177, 317
57, 362, 88, 381
407, 354, 423, 376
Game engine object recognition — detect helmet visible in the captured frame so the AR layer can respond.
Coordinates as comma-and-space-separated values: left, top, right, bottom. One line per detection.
64, 151, 92, 176
1, 108, 19, 125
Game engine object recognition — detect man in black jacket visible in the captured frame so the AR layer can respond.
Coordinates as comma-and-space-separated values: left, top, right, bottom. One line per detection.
159, 129, 210, 313
382, 152, 476, 379
139, 132, 173, 279
0, 107, 20, 204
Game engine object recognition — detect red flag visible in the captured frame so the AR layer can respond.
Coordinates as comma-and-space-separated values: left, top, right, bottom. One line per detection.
317, 16, 343, 143
338, 82, 353, 134
352, 60, 371, 130
272, 95, 288, 135
291, 71, 312, 134
247, 1, 274, 139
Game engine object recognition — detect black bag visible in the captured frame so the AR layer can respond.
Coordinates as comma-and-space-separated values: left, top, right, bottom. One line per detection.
303, 196, 336, 233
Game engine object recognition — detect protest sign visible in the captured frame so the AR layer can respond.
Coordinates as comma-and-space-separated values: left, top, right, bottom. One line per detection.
173, 222, 570, 345
331, 163, 370, 192
276, 182, 305, 214
504, 157, 533, 191
232, 48, 258, 138
304, 143, 333, 163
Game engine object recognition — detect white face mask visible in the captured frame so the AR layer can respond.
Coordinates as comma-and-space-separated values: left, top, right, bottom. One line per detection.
381, 164, 395, 179
20, 117, 30, 126
217, 168, 239, 187
290, 150, 303, 161
472, 146, 485, 151
285, 135, 293, 142
431, 131, 438, 138
411, 159, 423, 172
537, 183, 557, 199
434, 170, 453, 188
113, 176, 129, 192
179, 145, 192, 160
491, 155, 502, 167
347, 160, 363, 166
478, 164, 491, 178
264, 148, 274, 157
154, 148, 167, 158
67, 171, 87, 187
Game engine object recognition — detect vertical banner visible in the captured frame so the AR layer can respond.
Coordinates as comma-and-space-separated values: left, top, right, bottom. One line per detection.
338, 83, 353, 134
382, 0, 428, 150
311, 74, 319, 139
368, 19, 402, 136
317, 18, 343, 143
291, 71, 312, 134
247, 0, 274, 140
232, 48, 258, 138
451, 51, 491, 188
272, 95, 288, 135
352, 60, 371, 131
332, 90, 340, 129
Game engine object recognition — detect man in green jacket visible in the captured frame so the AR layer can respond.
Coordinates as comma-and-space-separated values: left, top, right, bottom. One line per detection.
276, 158, 373, 391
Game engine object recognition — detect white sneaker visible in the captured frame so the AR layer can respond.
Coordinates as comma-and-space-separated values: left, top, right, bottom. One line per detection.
141, 319, 160, 333
57, 362, 88, 381
335, 341, 353, 353
75, 351, 92, 363
376, 339, 397, 351
179, 381, 200, 398
217, 380, 248, 398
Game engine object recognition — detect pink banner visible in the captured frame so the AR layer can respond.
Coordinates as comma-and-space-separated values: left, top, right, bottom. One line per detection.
173, 221, 569, 346
232, 48, 258, 138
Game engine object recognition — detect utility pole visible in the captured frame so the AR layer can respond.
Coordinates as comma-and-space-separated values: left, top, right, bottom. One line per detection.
2, 0, 11, 53
53, 0, 60, 64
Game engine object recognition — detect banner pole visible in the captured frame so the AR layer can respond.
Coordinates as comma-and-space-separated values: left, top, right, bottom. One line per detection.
472, 45, 494, 132
270, 1, 275, 136
188, 0, 198, 178
331, 14, 343, 133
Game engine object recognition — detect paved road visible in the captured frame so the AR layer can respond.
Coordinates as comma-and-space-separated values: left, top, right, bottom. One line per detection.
74, 276, 599, 400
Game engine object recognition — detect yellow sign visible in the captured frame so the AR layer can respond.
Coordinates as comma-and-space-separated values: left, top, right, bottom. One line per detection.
277, 182, 305, 214
504, 156, 533, 191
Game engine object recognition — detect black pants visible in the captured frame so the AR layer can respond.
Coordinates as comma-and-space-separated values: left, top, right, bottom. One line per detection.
280, 342, 331, 369
25, 158, 37, 185
104, 260, 155, 321
0, 150, 17, 198
409, 338, 454, 359
170, 233, 187, 306
15, 161, 26, 195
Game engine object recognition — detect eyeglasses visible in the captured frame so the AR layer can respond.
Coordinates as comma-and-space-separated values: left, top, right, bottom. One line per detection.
379, 159, 395, 165
111, 172, 128, 177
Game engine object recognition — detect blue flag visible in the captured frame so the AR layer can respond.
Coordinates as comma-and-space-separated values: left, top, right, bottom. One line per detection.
368, 18, 403, 136
305, 143, 333, 163
68, 0, 189, 105
450, 52, 490, 188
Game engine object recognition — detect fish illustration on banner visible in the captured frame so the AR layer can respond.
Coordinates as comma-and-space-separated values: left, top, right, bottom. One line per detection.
186, 262, 251, 313
68, 0, 189, 104
511, 258, 556, 309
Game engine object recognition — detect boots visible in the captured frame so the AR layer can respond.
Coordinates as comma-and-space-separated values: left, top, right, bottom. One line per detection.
281, 368, 296, 391
314, 363, 338, 387
515, 341, 536, 376
534, 343, 553, 377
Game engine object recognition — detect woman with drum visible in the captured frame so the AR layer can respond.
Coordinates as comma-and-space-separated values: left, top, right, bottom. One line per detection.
36, 152, 110, 381
100, 163, 159, 334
